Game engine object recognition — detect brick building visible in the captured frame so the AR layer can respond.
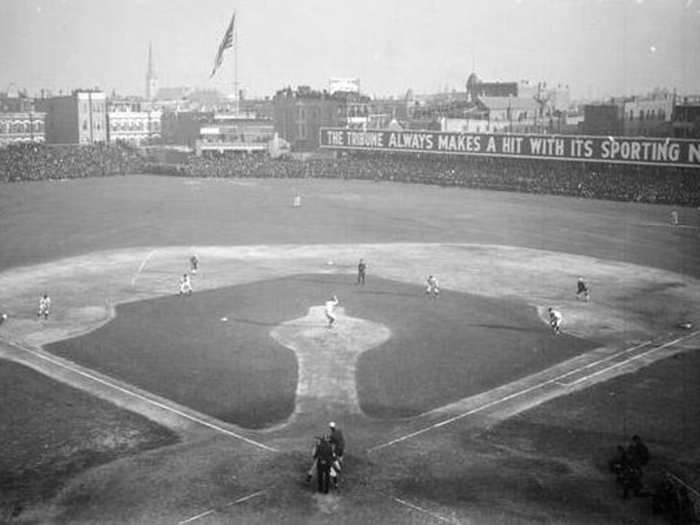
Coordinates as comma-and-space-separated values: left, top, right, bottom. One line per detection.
36, 90, 107, 144
273, 87, 340, 151
582, 104, 624, 136
673, 99, 700, 138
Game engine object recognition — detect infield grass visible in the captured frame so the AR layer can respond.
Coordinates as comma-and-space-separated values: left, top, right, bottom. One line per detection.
45, 274, 595, 428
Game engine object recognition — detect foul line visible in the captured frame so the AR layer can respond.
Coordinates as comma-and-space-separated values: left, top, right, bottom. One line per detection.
562, 337, 685, 387
8, 340, 277, 453
368, 333, 697, 453
130, 249, 158, 286
665, 471, 700, 499
177, 490, 265, 525
638, 222, 700, 230
550, 340, 652, 386
392, 497, 455, 524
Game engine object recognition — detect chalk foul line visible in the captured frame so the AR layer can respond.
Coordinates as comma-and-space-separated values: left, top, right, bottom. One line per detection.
130, 249, 158, 286
392, 496, 457, 524
177, 490, 265, 525
368, 332, 698, 453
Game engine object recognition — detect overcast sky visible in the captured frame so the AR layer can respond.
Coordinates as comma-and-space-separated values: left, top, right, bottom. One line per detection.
1, 0, 698, 100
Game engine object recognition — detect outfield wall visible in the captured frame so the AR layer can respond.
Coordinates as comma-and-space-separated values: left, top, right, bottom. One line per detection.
320, 128, 700, 169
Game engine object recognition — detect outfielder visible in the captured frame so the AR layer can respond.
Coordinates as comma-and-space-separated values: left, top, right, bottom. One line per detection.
357, 258, 366, 285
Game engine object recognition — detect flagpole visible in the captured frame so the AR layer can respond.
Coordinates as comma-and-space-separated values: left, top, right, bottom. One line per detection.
234, 13, 239, 115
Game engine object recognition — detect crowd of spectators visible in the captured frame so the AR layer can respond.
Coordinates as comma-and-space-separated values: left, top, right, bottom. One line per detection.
168, 154, 308, 179
308, 153, 700, 206
3, 144, 699, 207
0, 143, 142, 182
146, 151, 700, 207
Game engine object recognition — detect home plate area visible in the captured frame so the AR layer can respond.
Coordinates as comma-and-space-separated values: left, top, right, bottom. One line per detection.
46, 273, 596, 430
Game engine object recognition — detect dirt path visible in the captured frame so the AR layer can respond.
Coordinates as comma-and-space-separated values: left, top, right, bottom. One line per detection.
271, 305, 392, 418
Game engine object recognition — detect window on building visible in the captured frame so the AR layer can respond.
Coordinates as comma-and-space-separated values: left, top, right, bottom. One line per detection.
639, 110, 644, 121
83, 120, 88, 130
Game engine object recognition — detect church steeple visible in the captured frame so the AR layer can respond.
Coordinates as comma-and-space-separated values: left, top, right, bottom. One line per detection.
145, 42, 158, 100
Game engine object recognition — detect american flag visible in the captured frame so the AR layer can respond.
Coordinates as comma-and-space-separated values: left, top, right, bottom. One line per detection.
210, 12, 235, 78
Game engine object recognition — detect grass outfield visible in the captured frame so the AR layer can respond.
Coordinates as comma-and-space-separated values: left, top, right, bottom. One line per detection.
0, 175, 698, 277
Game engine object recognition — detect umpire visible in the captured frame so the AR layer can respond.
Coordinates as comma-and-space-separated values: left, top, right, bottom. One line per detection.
314, 435, 335, 494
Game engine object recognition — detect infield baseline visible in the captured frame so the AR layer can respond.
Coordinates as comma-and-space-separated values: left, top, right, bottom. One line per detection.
551, 339, 652, 386
368, 332, 698, 453
177, 490, 265, 525
130, 249, 158, 286
558, 341, 677, 387
392, 496, 456, 524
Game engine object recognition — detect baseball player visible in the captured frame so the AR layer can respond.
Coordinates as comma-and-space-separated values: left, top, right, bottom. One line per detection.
576, 277, 590, 301
325, 295, 339, 328
357, 259, 366, 285
37, 293, 51, 320
548, 307, 562, 334
179, 273, 193, 296
189, 254, 199, 274
425, 275, 440, 299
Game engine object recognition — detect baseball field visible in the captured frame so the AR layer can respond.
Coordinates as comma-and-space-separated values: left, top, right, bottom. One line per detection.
1, 174, 699, 524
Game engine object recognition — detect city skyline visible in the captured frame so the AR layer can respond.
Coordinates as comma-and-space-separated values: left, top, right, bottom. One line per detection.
1, 0, 699, 100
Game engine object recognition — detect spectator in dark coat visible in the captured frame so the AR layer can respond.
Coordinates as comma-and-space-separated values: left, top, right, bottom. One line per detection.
329, 421, 345, 460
